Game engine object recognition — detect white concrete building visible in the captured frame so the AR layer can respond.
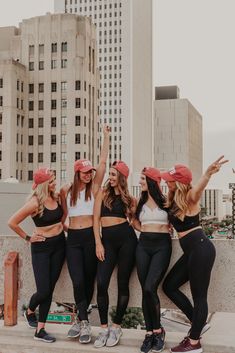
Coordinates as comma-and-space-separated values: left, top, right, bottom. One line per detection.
55, 0, 154, 183
0, 13, 100, 185
201, 189, 224, 221
223, 193, 232, 218
154, 86, 203, 183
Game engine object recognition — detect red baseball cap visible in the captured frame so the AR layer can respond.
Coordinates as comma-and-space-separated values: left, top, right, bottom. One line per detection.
161, 164, 192, 185
74, 159, 96, 173
112, 161, 129, 178
32, 168, 52, 190
142, 167, 161, 184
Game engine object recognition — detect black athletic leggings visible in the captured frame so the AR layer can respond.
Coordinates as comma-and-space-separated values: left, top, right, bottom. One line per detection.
97, 221, 137, 325
136, 232, 172, 332
66, 227, 97, 321
163, 228, 216, 340
29, 232, 65, 323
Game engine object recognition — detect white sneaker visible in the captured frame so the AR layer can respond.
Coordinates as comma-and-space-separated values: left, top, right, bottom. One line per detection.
94, 328, 109, 348
79, 320, 92, 344
67, 320, 81, 338
106, 326, 123, 347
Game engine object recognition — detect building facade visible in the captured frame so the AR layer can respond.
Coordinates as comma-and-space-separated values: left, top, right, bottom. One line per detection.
0, 13, 100, 185
55, 0, 154, 183
154, 86, 203, 183
201, 188, 224, 221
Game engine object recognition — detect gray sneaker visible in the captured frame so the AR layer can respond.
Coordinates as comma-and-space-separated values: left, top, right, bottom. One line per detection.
79, 320, 91, 344
106, 326, 123, 347
67, 320, 81, 338
94, 328, 110, 348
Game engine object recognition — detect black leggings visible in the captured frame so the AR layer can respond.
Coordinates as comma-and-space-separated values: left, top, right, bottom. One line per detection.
136, 232, 172, 332
66, 227, 97, 321
29, 232, 65, 323
97, 222, 137, 325
163, 229, 216, 340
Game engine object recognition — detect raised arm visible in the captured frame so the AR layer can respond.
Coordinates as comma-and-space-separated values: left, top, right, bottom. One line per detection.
60, 184, 70, 232
93, 125, 110, 195
188, 155, 228, 204
8, 197, 45, 243
93, 189, 105, 261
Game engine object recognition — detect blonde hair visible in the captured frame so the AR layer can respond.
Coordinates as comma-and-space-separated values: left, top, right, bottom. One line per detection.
29, 180, 58, 217
165, 181, 192, 221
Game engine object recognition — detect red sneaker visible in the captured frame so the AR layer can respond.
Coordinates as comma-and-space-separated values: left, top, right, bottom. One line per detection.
170, 337, 203, 353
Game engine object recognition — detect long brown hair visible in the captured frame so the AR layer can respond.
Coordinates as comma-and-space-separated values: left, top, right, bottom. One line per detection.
165, 181, 192, 221
69, 171, 92, 206
103, 169, 133, 219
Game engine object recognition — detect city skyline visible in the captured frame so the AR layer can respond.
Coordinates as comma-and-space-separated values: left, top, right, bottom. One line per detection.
0, 0, 234, 190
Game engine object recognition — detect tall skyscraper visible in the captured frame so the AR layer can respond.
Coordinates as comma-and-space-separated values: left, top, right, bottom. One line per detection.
0, 13, 100, 185
55, 0, 153, 183
154, 86, 203, 182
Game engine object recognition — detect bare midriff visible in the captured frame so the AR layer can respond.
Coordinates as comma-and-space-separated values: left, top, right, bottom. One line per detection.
141, 223, 170, 233
69, 215, 94, 229
101, 217, 127, 228
35, 222, 63, 238
177, 226, 202, 239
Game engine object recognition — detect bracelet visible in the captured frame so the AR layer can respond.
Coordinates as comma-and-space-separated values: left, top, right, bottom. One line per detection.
25, 235, 31, 242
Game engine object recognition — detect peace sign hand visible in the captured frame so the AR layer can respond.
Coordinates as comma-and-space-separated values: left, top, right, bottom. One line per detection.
205, 156, 229, 178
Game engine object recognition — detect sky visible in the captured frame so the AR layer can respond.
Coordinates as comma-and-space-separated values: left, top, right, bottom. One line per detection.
0, 0, 234, 191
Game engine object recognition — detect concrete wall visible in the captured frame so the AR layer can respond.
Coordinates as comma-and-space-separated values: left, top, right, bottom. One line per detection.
1, 235, 235, 313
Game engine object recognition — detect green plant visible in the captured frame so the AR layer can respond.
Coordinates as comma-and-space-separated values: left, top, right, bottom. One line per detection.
109, 307, 144, 329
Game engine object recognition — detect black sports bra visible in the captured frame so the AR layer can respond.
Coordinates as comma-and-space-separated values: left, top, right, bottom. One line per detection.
32, 203, 63, 227
168, 212, 200, 232
101, 195, 127, 219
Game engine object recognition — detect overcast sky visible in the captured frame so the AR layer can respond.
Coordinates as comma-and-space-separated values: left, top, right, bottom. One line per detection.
0, 0, 234, 191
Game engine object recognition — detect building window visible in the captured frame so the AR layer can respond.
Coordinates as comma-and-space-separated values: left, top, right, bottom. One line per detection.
39, 61, 44, 70
75, 133, 81, 144
29, 62, 34, 71
61, 99, 67, 108
75, 115, 81, 126
51, 60, 57, 69
61, 116, 67, 125
28, 153, 33, 163
38, 135, 43, 145
28, 118, 34, 128
51, 100, 57, 109
51, 82, 57, 92
38, 100, 44, 110
61, 134, 67, 144
28, 171, 33, 181
75, 80, 81, 90
0, 113, 2, 125
0, 132, 2, 143
39, 44, 44, 54
51, 152, 56, 162
38, 153, 43, 163
28, 101, 34, 111
17, 80, 19, 90
38, 118, 44, 128
29, 84, 34, 94
61, 59, 67, 68
51, 135, 56, 144
61, 42, 67, 52
61, 81, 67, 91
29, 45, 34, 55
61, 170, 66, 180
75, 98, 81, 108
28, 136, 34, 145
0, 96, 3, 107
75, 151, 80, 160
51, 43, 57, 53
0, 78, 3, 88
51, 117, 56, 127
61, 152, 67, 161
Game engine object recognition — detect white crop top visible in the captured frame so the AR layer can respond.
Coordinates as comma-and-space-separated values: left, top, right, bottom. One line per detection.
139, 204, 168, 225
67, 189, 94, 217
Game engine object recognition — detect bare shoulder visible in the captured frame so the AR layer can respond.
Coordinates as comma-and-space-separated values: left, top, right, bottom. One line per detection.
60, 183, 71, 196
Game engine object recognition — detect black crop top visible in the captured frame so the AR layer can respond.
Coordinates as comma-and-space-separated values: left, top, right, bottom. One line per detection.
101, 195, 127, 219
32, 203, 63, 227
168, 212, 200, 232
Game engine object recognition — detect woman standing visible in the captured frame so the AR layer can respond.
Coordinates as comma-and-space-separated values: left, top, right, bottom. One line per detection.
133, 167, 171, 353
93, 161, 137, 348
8, 168, 65, 343
161, 156, 228, 353
60, 126, 110, 344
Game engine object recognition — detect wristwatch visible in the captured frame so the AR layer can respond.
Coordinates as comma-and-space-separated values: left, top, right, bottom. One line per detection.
25, 235, 31, 242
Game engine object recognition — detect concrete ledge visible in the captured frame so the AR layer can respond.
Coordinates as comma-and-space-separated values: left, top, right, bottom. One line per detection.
1, 235, 235, 313
0, 312, 234, 353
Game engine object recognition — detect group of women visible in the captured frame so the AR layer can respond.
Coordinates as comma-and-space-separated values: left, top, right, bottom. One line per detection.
8, 125, 228, 353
